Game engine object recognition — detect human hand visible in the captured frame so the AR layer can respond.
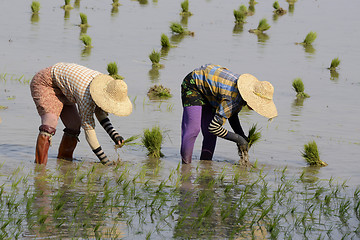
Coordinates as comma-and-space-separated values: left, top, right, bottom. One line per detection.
115, 135, 124, 146
235, 134, 248, 152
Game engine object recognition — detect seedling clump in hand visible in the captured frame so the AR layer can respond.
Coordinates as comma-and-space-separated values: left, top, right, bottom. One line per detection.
292, 78, 309, 98
302, 140, 327, 166
238, 124, 261, 167
107, 62, 124, 80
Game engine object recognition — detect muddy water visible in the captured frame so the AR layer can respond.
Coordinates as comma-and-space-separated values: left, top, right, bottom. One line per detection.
1, 0, 360, 238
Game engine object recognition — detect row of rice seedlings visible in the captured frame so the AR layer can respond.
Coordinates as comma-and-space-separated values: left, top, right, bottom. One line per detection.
107, 62, 124, 80
1, 163, 360, 238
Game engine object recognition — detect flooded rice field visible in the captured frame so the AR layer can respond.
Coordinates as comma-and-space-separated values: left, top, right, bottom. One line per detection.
1, 0, 360, 239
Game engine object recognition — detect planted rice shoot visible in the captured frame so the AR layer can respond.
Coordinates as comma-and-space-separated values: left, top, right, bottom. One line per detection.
149, 49, 162, 68
142, 126, 164, 158
249, 18, 270, 34
298, 31, 317, 45
107, 62, 124, 80
273, 1, 287, 15
79, 13, 89, 28
80, 34, 92, 48
328, 57, 340, 70
233, 5, 247, 24
160, 34, 172, 48
170, 22, 194, 36
61, 0, 73, 10
147, 85, 172, 99
292, 78, 309, 98
302, 140, 327, 166
180, 0, 192, 16
31, 1, 40, 14
112, 0, 121, 7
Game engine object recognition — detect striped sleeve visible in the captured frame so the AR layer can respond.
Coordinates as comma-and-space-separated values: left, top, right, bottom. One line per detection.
208, 115, 228, 138
100, 118, 123, 144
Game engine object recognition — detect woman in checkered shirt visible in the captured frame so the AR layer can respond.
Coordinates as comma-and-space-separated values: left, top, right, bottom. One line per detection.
180, 64, 278, 164
30, 62, 132, 166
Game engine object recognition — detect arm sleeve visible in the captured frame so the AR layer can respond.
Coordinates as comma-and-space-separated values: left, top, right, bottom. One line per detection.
228, 114, 247, 139
84, 128, 110, 164
95, 107, 123, 144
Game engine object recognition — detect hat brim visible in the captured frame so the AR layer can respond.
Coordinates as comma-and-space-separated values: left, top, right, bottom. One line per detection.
237, 74, 277, 119
90, 74, 133, 117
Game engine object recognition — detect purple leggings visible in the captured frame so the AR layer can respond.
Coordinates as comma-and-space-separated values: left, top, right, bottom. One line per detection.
181, 105, 217, 164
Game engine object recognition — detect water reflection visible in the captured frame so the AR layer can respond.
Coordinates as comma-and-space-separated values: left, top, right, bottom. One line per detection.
74, 0, 80, 9
180, 16, 189, 27
111, 6, 119, 15
170, 34, 186, 45
148, 66, 160, 82
248, 0, 257, 16
330, 70, 339, 81
256, 33, 270, 44
286, 0, 297, 14
30, 13, 39, 24
80, 26, 88, 35
300, 166, 320, 184
303, 44, 316, 54
233, 23, 244, 34
81, 47, 92, 59
64, 10, 70, 20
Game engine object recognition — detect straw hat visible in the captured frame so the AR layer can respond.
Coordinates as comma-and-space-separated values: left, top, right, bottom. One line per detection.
237, 74, 277, 119
90, 74, 132, 116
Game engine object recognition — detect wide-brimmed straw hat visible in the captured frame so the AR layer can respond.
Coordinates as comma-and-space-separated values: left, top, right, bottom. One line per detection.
90, 74, 132, 116
237, 74, 277, 119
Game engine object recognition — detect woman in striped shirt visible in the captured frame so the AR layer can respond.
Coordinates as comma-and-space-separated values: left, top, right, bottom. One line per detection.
30, 63, 132, 166
180, 64, 277, 164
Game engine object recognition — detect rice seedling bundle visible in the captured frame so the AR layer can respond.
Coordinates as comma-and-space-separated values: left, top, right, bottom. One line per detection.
180, 0, 192, 16
170, 22, 194, 36
249, 18, 270, 33
31, 1, 40, 14
147, 85, 172, 99
142, 126, 164, 158
107, 62, 124, 80
80, 34, 92, 47
149, 49, 161, 67
328, 57, 340, 70
161, 34, 171, 48
302, 31, 317, 45
292, 78, 310, 98
79, 13, 89, 28
302, 140, 327, 166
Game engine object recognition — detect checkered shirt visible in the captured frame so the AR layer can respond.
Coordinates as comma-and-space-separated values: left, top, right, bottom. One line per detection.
191, 64, 245, 124
51, 63, 101, 130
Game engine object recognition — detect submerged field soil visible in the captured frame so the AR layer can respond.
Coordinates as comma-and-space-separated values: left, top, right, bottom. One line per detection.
1, 0, 360, 239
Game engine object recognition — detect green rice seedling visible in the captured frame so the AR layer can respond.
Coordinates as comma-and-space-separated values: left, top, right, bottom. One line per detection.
249, 18, 271, 34
149, 49, 162, 68
233, 6, 247, 24
292, 78, 310, 98
79, 13, 89, 28
302, 140, 327, 166
142, 126, 164, 158
248, 124, 261, 148
328, 57, 340, 70
31, 1, 40, 14
273, 1, 287, 15
115, 135, 140, 149
297, 31, 317, 45
80, 34, 92, 48
112, 0, 121, 7
180, 0, 192, 16
170, 22, 194, 36
61, 0, 73, 10
147, 85, 172, 99
107, 62, 124, 80
160, 34, 173, 48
